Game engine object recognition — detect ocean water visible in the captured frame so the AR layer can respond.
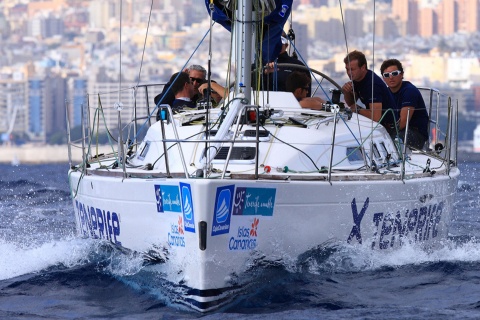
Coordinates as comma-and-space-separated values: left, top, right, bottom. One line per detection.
1, 162, 480, 320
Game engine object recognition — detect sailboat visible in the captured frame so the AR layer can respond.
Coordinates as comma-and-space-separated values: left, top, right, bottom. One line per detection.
67, 0, 460, 312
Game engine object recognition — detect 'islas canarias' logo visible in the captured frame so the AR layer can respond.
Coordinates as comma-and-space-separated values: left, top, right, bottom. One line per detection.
168, 216, 185, 247
229, 218, 259, 251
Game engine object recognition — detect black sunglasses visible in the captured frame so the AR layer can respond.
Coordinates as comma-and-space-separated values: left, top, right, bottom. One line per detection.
190, 77, 204, 83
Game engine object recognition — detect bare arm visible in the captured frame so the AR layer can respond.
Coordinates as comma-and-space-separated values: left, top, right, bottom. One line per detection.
198, 82, 227, 98
299, 97, 325, 110
399, 106, 415, 130
357, 102, 383, 122
342, 82, 356, 107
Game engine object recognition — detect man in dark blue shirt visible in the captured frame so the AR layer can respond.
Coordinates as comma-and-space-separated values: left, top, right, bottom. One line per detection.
380, 59, 429, 149
154, 65, 206, 107
341, 50, 398, 137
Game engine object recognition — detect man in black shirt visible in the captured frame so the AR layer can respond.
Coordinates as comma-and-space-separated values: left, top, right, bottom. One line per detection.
257, 32, 310, 94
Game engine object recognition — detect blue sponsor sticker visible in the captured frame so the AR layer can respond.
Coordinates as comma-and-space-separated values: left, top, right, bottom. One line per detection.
211, 185, 235, 236
233, 187, 276, 216
180, 182, 195, 233
154, 185, 182, 213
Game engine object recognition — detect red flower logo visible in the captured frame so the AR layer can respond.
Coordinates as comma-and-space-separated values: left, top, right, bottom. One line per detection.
178, 216, 184, 234
250, 218, 259, 237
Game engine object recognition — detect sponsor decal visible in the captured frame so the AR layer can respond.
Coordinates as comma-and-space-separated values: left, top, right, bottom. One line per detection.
154, 184, 182, 213
233, 187, 276, 216
279, 4, 289, 17
346, 197, 445, 249
229, 218, 259, 251
168, 216, 185, 247
75, 200, 121, 245
180, 182, 195, 233
347, 198, 368, 244
211, 185, 235, 236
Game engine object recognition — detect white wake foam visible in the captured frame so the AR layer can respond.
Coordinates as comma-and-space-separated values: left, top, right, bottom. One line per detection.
325, 239, 480, 273
0, 237, 95, 281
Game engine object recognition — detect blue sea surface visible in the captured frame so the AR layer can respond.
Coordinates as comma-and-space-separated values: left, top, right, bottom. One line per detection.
1, 162, 480, 319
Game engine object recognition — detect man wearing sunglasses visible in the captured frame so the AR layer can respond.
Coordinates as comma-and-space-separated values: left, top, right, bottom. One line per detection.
169, 72, 196, 110
186, 64, 207, 98
155, 65, 206, 119
380, 59, 429, 150
342, 50, 398, 137
286, 71, 325, 110
154, 65, 206, 106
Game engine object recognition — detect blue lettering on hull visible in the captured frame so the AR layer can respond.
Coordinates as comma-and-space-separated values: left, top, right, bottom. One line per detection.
347, 198, 369, 244
346, 197, 445, 249
74, 200, 121, 245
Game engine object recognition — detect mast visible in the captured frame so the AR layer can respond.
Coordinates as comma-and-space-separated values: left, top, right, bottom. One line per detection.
234, 0, 252, 100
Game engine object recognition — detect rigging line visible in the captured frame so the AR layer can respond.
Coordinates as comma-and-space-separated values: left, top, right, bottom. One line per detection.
147, 28, 213, 122
133, 0, 153, 96
330, 113, 404, 168
118, 0, 123, 103
261, 124, 321, 172
286, 40, 332, 103
369, 0, 377, 164
339, 0, 367, 170
97, 94, 120, 161
127, 0, 153, 147
288, 7, 293, 56
205, 0, 215, 173
254, 2, 267, 105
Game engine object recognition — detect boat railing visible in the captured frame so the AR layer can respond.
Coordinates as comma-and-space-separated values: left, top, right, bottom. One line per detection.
66, 84, 459, 178
417, 87, 458, 166
66, 83, 166, 167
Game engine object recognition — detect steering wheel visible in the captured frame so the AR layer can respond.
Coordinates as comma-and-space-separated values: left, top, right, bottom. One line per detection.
275, 63, 342, 93
228, 64, 342, 100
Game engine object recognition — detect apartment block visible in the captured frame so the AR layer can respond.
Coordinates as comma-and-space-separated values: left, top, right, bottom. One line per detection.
0, 79, 28, 142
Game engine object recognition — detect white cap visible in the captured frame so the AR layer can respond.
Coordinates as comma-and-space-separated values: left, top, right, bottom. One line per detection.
281, 36, 288, 45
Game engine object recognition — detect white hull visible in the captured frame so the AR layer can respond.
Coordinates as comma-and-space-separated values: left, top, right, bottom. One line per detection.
67, 78, 461, 310
69, 161, 458, 310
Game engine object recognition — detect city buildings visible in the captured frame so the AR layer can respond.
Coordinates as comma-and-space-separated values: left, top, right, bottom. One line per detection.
0, 0, 479, 144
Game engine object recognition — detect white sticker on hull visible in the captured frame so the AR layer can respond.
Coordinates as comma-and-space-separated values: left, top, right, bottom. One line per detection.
168, 216, 186, 247
229, 218, 259, 251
